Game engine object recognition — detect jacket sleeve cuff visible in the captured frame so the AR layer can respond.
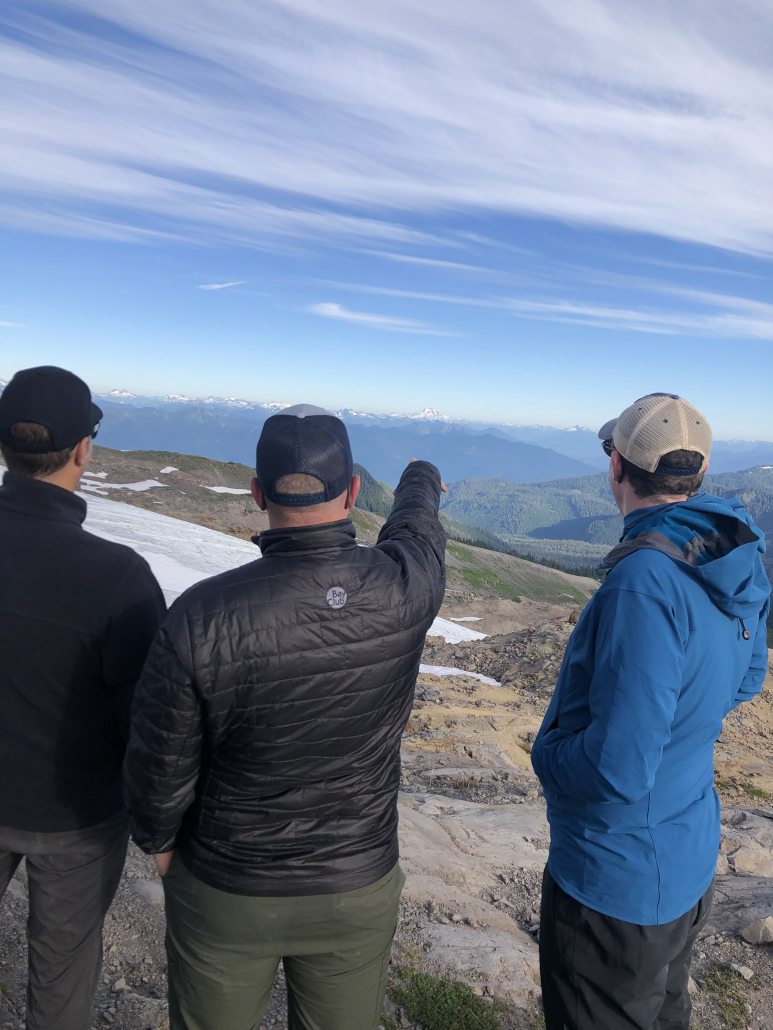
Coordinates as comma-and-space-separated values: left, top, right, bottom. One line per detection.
129, 823, 179, 855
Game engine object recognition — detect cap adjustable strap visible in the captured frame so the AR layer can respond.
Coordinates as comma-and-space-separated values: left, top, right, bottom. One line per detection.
652, 463, 704, 476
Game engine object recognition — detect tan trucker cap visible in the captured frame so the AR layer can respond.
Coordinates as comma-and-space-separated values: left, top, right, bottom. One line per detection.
598, 393, 712, 474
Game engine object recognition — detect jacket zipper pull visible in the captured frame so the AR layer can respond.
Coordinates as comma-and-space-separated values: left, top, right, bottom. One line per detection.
740, 619, 751, 641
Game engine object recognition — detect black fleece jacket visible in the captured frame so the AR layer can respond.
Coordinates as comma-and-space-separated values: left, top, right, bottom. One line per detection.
124, 460, 446, 896
0, 472, 166, 832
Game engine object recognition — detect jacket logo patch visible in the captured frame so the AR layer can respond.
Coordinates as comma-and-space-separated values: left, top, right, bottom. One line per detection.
326, 586, 348, 609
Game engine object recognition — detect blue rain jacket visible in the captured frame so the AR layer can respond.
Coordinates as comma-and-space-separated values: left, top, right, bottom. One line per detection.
532, 494, 770, 925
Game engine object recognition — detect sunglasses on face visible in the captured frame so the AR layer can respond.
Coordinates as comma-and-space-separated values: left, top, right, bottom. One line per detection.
91, 423, 100, 440
601, 438, 615, 457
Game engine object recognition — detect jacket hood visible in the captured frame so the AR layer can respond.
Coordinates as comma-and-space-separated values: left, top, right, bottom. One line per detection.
602, 493, 770, 619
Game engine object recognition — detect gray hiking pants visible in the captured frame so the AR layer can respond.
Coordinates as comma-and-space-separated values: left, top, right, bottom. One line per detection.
540, 866, 715, 1030
0, 811, 129, 1030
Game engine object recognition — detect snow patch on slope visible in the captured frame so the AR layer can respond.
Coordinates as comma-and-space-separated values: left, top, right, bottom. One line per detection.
419, 664, 499, 685
203, 486, 252, 494
80, 493, 259, 603
428, 617, 488, 643
79, 479, 167, 494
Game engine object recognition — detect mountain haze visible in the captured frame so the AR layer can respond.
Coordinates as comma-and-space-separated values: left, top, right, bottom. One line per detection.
88, 390, 772, 475
94, 402, 599, 485
3, 382, 768, 478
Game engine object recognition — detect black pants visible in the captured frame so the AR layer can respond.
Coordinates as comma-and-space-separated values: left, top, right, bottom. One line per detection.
539, 866, 714, 1030
0, 811, 129, 1030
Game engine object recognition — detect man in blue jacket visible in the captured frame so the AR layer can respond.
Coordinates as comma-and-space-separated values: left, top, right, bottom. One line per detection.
532, 393, 770, 1030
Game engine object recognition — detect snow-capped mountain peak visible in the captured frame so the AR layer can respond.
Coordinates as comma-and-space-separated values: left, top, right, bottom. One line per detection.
260, 401, 293, 412
409, 408, 454, 422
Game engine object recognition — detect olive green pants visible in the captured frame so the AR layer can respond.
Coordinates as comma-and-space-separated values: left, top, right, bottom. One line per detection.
163, 856, 404, 1030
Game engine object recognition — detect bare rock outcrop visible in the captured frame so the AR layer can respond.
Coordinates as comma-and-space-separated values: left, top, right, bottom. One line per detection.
721, 807, 773, 877
396, 793, 545, 1010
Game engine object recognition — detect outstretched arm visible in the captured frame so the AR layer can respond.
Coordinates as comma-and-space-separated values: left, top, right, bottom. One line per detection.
375, 460, 447, 611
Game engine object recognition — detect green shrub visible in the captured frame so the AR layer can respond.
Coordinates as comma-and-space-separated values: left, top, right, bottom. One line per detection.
390, 967, 501, 1030
702, 963, 760, 1029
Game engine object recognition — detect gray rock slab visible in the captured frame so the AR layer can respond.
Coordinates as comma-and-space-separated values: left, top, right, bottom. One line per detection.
422, 923, 540, 1009
399, 796, 548, 892
708, 875, 773, 934
397, 796, 546, 1010
402, 873, 523, 933
721, 807, 773, 878
5, 880, 27, 904
130, 879, 165, 905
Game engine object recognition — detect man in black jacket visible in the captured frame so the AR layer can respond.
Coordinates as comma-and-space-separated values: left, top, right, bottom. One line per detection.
0, 366, 166, 1030
125, 404, 446, 1030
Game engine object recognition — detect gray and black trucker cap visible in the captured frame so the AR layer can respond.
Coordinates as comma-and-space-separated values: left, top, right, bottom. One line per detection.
0, 366, 103, 453
256, 403, 353, 506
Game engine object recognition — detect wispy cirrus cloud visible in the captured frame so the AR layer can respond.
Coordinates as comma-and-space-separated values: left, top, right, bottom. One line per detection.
0, 321, 24, 327
320, 281, 773, 340
1, 1, 772, 255
197, 281, 244, 290
308, 302, 451, 335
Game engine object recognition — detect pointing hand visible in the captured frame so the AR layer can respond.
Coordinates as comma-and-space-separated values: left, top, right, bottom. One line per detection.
410, 457, 448, 493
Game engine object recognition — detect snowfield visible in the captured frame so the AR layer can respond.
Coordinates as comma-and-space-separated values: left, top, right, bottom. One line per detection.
80, 492, 259, 603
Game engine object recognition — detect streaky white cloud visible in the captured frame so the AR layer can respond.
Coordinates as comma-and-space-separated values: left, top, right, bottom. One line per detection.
0, 321, 24, 327
1, 1, 772, 254
197, 281, 245, 290
497, 298, 773, 339
308, 302, 450, 335
366, 250, 539, 286
320, 281, 773, 340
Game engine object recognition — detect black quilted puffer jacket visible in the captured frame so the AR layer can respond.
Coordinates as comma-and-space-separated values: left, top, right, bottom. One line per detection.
124, 460, 445, 895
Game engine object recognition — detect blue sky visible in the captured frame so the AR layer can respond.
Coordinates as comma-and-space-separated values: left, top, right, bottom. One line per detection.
1, 0, 772, 438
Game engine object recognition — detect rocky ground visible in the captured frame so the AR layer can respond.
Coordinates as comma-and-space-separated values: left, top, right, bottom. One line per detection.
2, 596, 772, 1029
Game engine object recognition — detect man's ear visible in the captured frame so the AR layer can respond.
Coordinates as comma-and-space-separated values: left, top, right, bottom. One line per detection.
251, 477, 267, 511
610, 450, 624, 484
72, 436, 92, 469
345, 474, 361, 511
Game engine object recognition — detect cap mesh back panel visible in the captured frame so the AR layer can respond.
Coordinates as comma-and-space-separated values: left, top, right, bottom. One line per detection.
257, 414, 353, 504
613, 395, 712, 472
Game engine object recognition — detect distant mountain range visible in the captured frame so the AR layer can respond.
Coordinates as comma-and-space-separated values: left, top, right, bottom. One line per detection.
0, 382, 769, 480
89, 389, 773, 477
91, 400, 599, 484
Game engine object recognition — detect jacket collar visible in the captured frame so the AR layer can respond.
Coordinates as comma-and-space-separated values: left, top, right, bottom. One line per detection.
254, 517, 358, 556
0, 471, 88, 526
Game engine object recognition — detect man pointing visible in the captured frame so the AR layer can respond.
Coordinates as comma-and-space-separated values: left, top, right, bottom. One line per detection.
125, 405, 447, 1030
